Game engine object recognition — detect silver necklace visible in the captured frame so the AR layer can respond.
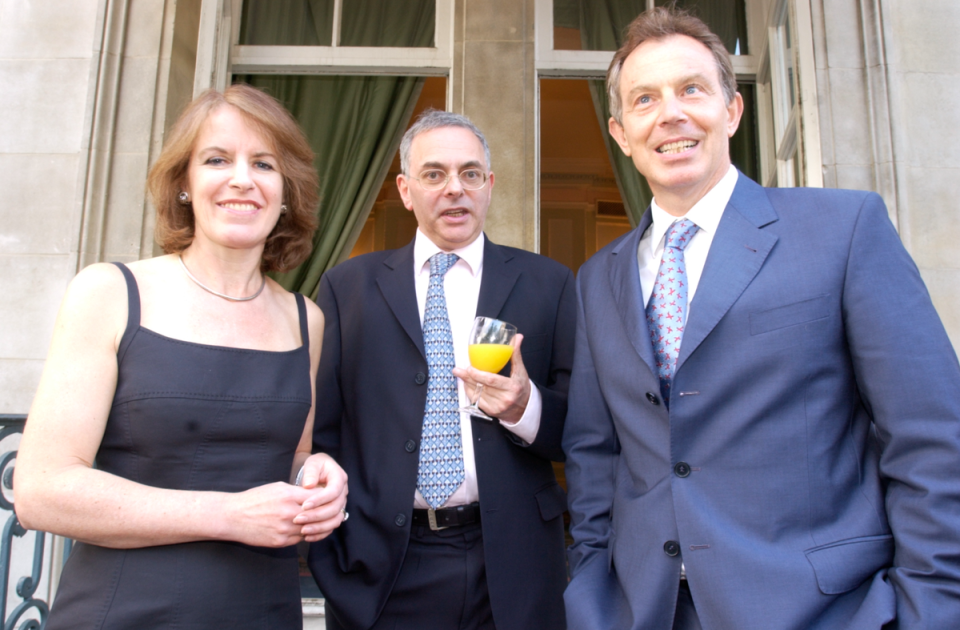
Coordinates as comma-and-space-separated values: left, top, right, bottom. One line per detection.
178, 255, 266, 302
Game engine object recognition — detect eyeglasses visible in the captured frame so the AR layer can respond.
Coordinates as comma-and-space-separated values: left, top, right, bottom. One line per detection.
412, 168, 489, 191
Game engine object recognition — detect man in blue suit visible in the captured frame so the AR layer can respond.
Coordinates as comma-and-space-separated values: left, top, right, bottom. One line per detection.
563, 7, 960, 630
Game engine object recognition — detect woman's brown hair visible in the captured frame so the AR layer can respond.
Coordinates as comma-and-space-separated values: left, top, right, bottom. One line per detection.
147, 83, 319, 272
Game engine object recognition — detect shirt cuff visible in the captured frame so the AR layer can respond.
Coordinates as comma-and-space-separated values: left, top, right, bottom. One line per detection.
498, 380, 541, 445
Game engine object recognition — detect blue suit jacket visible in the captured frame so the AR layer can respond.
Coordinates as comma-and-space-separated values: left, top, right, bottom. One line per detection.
309, 236, 575, 630
563, 174, 960, 630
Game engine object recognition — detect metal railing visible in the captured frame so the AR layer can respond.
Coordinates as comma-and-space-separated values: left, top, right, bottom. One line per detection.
0, 415, 49, 630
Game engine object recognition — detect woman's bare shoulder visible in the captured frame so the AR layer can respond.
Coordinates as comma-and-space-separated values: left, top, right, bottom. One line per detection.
64, 262, 127, 308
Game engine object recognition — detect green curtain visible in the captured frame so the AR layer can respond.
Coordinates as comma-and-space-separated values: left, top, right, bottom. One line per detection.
586, 80, 652, 228
340, 0, 435, 47
237, 0, 434, 297
241, 75, 424, 296
239, 0, 435, 48
240, 0, 333, 45
654, 0, 748, 54
579, 0, 650, 227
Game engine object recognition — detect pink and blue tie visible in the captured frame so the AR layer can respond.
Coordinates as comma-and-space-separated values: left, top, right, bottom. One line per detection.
646, 219, 700, 407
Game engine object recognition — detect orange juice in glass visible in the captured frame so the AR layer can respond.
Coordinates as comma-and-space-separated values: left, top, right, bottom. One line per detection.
468, 343, 514, 374
460, 317, 517, 420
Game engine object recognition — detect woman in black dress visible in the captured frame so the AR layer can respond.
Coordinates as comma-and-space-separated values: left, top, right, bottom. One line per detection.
14, 84, 347, 629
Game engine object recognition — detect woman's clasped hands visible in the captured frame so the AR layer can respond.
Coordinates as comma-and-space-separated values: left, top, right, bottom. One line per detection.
224, 453, 348, 548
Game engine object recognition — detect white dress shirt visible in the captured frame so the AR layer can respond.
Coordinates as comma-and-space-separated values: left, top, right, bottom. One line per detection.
412, 229, 543, 509
638, 166, 739, 310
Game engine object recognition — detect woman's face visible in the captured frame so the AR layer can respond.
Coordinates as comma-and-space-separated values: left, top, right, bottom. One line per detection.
186, 105, 284, 253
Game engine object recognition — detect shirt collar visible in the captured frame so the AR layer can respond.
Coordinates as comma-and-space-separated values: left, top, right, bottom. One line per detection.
648, 165, 739, 245
413, 229, 485, 278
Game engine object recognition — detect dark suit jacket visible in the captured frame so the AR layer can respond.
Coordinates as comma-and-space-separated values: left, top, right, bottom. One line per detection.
563, 174, 960, 630
309, 235, 575, 630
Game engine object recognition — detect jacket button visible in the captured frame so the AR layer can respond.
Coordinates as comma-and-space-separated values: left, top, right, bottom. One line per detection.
674, 462, 691, 478
415, 372, 427, 385
404, 439, 417, 453
663, 540, 680, 557
395, 513, 407, 527
646, 392, 660, 406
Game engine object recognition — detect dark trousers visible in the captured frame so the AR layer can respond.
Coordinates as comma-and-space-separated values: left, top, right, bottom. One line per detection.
326, 521, 495, 630
673, 581, 703, 630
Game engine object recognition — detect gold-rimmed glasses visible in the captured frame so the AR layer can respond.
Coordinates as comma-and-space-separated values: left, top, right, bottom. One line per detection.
413, 168, 489, 191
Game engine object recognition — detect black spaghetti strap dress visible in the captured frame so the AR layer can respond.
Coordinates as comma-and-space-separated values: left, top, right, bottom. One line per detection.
45, 262, 311, 629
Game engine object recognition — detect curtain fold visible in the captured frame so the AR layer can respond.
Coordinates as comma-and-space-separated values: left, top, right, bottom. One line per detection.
237, 0, 434, 297
340, 0, 435, 47
580, 0, 650, 227
655, 0, 748, 54
241, 75, 424, 297
587, 80, 652, 228
240, 0, 333, 46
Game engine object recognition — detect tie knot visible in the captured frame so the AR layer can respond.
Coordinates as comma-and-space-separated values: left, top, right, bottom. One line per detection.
430, 252, 459, 277
665, 219, 699, 252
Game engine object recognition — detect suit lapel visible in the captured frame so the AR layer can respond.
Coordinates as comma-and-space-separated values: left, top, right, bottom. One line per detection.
376, 241, 426, 359
676, 175, 779, 373
476, 237, 521, 318
609, 215, 658, 376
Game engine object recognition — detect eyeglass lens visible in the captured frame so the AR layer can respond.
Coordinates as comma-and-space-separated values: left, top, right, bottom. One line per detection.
417, 169, 487, 190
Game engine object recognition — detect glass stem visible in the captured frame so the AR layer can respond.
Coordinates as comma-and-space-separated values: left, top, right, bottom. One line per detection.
472, 382, 485, 408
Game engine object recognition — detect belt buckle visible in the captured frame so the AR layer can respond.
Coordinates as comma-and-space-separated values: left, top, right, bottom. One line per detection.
427, 508, 448, 531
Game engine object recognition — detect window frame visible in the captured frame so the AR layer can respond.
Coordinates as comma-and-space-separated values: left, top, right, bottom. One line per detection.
195, 0, 455, 97
534, 0, 758, 79
754, 0, 822, 188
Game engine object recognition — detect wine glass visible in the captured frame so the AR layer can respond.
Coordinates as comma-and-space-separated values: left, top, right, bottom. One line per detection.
459, 316, 517, 421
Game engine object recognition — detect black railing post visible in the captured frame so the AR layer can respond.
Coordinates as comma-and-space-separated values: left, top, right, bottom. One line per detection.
0, 415, 50, 630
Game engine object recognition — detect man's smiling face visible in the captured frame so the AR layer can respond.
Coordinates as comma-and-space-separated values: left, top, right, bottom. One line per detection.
609, 34, 743, 215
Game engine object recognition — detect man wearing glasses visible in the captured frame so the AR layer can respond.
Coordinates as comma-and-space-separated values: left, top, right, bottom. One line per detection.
308, 109, 575, 630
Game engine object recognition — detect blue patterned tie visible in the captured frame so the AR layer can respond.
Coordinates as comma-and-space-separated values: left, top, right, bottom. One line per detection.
417, 253, 465, 509
646, 219, 700, 407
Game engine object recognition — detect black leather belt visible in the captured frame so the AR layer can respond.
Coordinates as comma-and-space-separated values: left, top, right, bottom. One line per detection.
412, 502, 481, 531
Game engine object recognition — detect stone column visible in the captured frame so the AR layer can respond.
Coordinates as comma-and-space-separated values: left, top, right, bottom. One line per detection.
452, 0, 537, 251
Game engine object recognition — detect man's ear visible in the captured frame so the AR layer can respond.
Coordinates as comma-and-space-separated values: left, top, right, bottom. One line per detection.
396, 174, 414, 211
608, 118, 632, 157
726, 92, 744, 138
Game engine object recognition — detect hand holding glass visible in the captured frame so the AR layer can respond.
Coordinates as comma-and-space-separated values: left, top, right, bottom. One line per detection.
460, 317, 517, 421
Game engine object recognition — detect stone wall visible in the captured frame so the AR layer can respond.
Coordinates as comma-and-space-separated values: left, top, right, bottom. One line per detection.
0, 0, 199, 414
810, 0, 960, 347
0, 1, 101, 412
881, 0, 960, 348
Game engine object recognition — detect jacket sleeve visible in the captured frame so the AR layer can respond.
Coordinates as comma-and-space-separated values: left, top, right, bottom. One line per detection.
313, 273, 344, 461
562, 272, 620, 576
842, 193, 960, 628
523, 266, 578, 463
